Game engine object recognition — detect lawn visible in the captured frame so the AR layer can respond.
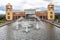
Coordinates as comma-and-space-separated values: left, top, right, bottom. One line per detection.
0, 14, 6, 24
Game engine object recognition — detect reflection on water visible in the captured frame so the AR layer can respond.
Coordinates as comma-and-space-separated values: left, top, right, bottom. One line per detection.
0, 20, 60, 40
46, 23, 56, 40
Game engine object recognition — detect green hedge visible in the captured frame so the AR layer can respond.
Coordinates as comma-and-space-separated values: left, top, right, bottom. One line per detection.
58, 20, 60, 23
0, 20, 5, 23
0, 15, 6, 24
0, 15, 5, 20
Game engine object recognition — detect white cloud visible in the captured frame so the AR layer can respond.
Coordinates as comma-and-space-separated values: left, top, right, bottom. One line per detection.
0, 10, 5, 14
0, 0, 60, 13
0, 0, 50, 8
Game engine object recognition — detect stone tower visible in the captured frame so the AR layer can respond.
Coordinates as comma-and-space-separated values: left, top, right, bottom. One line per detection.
47, 3, 55, 20
6, 3, 13, 20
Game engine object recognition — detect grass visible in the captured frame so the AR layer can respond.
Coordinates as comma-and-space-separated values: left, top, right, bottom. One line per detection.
58, 20, 60, 23
0, 20, 5, 24
0, 14, 6, 24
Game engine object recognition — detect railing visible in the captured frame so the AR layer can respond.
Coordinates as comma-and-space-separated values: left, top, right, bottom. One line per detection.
0, 20, 16, 27
0, 17, 25, 27
42, 19, 60, 28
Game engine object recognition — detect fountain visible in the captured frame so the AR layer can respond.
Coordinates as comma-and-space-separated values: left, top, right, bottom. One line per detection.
0, 14, 59, 40
16, 21, 19, 30
36, 22, 39, 29
15, 17, 24, 30
25, 26, 29, 33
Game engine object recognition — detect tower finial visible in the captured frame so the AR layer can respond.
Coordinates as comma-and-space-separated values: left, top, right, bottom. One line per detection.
6, 3, 12, 6
48, 2, 54, 5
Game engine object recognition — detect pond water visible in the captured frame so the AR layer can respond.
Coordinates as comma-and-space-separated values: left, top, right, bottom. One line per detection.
0, 19, 60, 40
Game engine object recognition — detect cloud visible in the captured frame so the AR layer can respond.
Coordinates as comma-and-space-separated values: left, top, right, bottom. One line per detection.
0, 0, 48, 8
55, 6, 60, 9
0, 6, 5, 11
43, 0, 52, 2
34, 7, 47, 10
55, 10, 60, 13
0, 0, 60, 14
0, 10, 5, 14
54, 5, 60, 13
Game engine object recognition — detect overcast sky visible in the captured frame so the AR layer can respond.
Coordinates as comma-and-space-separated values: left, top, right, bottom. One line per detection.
0, 0, 60, 14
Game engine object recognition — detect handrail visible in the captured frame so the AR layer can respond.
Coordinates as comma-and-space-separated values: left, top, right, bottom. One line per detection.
42, 19, 60, 28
